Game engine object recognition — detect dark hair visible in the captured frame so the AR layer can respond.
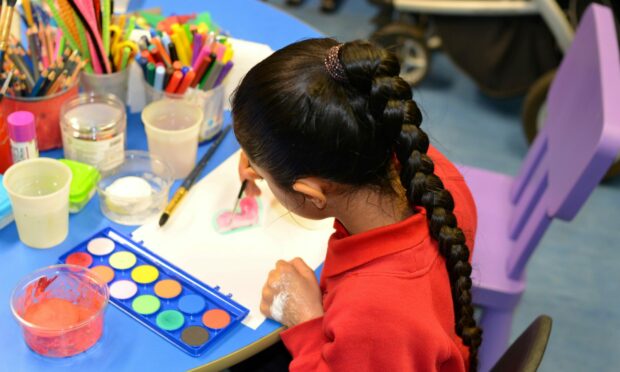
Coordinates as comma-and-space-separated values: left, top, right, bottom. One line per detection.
232, 38, 482, 370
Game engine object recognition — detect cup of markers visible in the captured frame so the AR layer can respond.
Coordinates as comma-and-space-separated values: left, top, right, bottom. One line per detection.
136, 27, 232, 141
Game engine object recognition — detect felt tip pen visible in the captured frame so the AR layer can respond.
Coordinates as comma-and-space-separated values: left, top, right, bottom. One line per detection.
176, 69, 195, 94
154, 65, 165, 91
165, 70, 182, 93
146, 62, 156, 85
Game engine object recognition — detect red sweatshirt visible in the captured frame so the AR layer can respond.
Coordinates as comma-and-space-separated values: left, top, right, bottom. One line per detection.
280, 147, 477, 372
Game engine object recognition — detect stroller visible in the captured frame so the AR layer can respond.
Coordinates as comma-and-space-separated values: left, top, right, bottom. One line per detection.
370, 0, 620, 179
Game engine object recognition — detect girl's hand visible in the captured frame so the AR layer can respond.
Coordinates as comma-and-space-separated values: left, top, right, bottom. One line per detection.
260, 258, 324, 327
238, 151, 262, 197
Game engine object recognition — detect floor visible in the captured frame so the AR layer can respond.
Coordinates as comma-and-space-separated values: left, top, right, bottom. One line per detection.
267, 1, 620, 371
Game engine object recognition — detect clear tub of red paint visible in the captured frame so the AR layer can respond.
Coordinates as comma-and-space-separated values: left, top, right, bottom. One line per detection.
10, 264, 109, 358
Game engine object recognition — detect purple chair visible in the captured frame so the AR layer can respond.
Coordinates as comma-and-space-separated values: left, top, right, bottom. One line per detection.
456, 4, 620, 371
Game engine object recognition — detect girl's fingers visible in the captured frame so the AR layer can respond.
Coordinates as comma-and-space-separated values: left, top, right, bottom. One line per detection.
261, 284, 274, 304
238, 151, 250, 177
245, 180, 262, 197
238, 151, 262, 196
260, 301, 271, 317
290, 257, 316, 280
241, 166, 261, 181
238, 151, 261, 180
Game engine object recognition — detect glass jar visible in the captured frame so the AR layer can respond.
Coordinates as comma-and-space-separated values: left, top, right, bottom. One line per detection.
61, 93, 126, 171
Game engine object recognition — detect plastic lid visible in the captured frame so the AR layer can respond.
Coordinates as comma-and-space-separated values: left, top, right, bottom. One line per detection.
59, 159, 101, 204
61, 94, 125, 137
0, 174, 12, 218
7, 111, 36, 142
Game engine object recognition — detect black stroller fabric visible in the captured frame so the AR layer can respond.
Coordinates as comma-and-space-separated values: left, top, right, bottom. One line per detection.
434, 15, 562, 97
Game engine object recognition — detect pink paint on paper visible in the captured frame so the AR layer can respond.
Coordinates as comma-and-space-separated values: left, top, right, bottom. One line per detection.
215, 197, 259, 233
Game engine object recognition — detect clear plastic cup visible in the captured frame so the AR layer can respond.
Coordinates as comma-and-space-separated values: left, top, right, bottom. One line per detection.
10, 264, 109, 358
81, 69, 130, 104
143, 78, 225, 141
2, 158, 72, 248
197, 83, 225, 141
141, 100, 204, 179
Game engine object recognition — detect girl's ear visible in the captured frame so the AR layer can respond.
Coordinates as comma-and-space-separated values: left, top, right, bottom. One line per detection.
292, 178, 327, 210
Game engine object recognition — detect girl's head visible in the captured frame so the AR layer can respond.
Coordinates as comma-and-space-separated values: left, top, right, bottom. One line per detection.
233, 38, 482, 370
233, 38, 408, 219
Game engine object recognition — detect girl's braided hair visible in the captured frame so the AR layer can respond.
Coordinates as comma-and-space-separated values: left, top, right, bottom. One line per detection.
232, 38, 482, 370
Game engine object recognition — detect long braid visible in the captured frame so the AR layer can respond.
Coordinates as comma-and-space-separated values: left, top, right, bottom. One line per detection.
341, 40, 482, 371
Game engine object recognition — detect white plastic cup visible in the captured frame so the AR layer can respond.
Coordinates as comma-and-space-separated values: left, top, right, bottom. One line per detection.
143, 79, 225, 141
2, 158, 72, 248
81, 69, 130, 104
141, 100, 204, 179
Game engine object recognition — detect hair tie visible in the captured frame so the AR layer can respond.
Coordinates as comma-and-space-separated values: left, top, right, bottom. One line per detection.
324, 44, 348, 83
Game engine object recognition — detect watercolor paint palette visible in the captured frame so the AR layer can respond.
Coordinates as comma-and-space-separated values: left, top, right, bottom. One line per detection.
58, 228, 249, 357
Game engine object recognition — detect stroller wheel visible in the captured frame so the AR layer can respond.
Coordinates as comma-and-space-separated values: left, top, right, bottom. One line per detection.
522, 70, 555, 144
371, 23, 429, 86
522, 70, 620, 180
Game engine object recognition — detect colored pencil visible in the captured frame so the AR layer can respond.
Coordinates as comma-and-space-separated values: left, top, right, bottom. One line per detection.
0, 70, 13, 102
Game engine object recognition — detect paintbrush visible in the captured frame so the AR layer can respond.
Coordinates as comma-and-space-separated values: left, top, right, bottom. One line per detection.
227, 180, 248, 225
159, 125, 232, 227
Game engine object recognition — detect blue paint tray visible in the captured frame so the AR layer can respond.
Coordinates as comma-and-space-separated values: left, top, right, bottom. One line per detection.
59, 227, 249, 357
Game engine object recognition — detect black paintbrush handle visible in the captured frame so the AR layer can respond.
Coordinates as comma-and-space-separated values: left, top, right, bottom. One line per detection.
237, 180, 248, 199
182, 124, 232, 189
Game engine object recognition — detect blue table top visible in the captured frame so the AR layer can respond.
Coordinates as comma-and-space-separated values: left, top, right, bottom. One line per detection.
0, 1, 320, 370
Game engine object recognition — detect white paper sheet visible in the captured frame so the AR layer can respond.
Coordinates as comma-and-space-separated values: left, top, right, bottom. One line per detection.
132, 151, 333, 329
223, 38, 275, 110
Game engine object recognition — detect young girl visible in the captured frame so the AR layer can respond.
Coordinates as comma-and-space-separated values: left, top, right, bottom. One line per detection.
232, 38, 482, 371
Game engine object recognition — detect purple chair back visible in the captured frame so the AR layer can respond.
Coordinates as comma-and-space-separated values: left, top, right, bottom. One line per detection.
507, 4, 620, 279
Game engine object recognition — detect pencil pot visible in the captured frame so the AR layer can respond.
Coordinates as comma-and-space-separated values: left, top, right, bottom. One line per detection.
0, 122, 11, 173
143, 81, 225, 142
0, 83, 80, 152
81, 69, 130, 105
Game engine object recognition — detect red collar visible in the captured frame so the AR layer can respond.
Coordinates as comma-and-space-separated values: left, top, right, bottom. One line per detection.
322, 207, 432, 278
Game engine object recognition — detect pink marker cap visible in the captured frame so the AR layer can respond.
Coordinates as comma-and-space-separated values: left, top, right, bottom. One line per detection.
7, 111, 36, 142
